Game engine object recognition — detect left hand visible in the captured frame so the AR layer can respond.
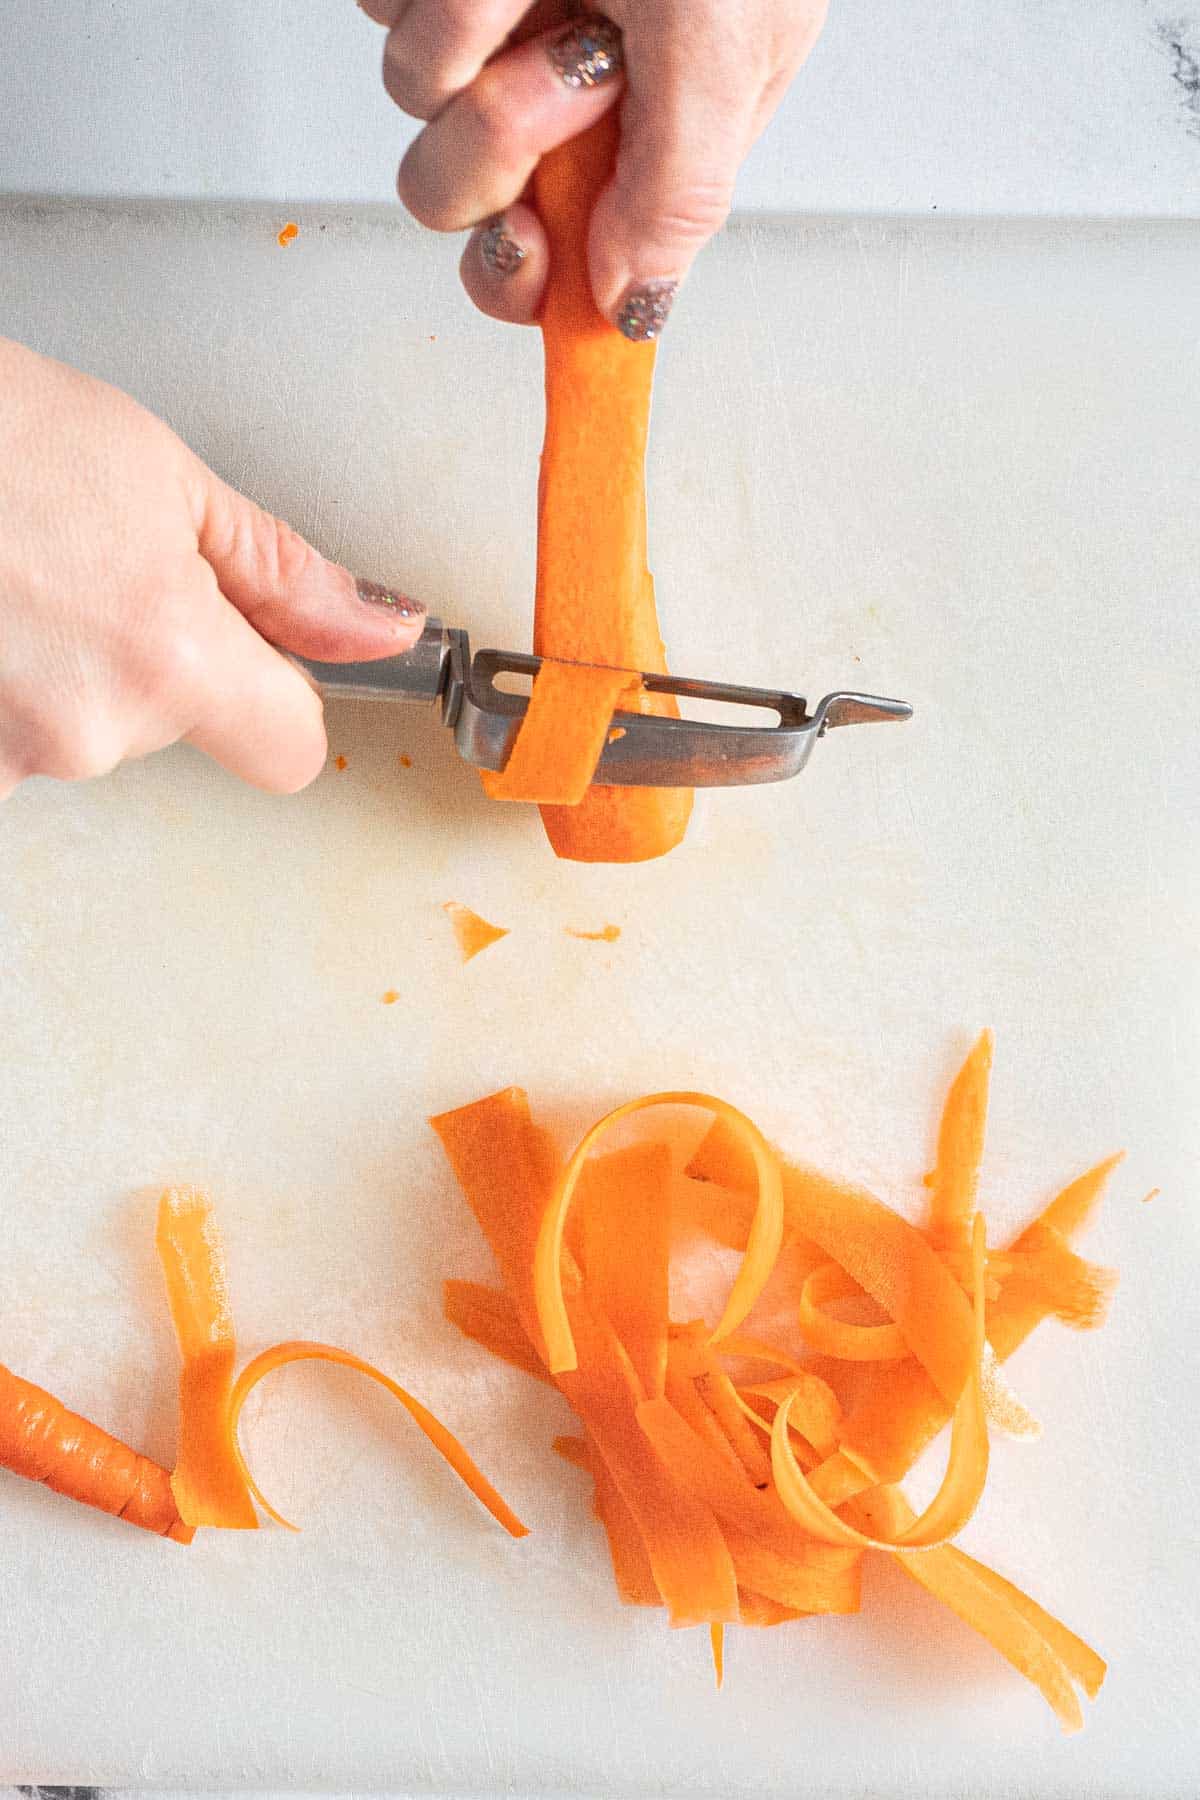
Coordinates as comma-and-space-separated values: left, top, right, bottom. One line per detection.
361, 2, 829, 335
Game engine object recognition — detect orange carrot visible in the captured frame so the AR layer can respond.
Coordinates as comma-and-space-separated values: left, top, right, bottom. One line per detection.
0, 1363, 193, 1542
156, 1188, 258, 1530
531, 117, 693, 863
481, 662, 640, 804
227, 1340, 527, 1538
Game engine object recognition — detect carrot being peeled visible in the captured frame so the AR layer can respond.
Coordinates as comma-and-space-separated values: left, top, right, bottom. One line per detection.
0, 1363, 192, 1542
531, 116, 692, 863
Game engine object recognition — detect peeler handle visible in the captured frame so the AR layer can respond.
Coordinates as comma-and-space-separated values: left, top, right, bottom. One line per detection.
297, 618, 460, 707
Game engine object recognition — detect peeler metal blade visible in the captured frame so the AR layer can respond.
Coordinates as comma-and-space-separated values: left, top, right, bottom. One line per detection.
300, 617, 912, 790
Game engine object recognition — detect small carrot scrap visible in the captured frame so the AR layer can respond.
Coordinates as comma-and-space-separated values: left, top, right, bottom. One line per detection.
442, 901, 509, 963
156, 1188, 258, 1530
381, 989, 399, 1005
228, 1340, 527, 1538
436, 1038, 1122, 1727
1141, 1187, 1159, 1204
480, 661, 640, 805
399, 754, 413, 769
334, 754, 348, 771
0, 1363, 192, 1542
566, 924, 621, 942
277, 221, 299, 246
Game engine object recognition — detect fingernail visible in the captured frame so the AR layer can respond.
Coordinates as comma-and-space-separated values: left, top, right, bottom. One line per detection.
479, 216, 527, 277
616, 279, 678, 342
356, 579, 425, 620
547, 15, 623, 88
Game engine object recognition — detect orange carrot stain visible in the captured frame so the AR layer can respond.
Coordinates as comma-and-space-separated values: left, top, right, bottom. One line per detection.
607, 727, 626, 744
399, 754, 413, 769
277, 221, 299, 247
566, 924, 621, 943
381, 990, 399, 1006
334, 755, 348, 772
442, 902, 509, 963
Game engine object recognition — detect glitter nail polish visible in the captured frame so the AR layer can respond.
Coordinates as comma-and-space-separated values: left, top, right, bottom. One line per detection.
480, 217, 527, 277
547, 15, 623, 88
616, 279, 678, 342
356, 579, 425, 619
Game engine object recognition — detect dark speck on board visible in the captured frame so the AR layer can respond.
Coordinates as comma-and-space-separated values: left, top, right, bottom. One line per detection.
17, 1789, 102, 1800
1155, 17, 1200, 135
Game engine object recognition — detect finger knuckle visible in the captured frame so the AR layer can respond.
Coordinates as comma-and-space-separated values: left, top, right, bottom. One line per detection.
641, 176, 734, 246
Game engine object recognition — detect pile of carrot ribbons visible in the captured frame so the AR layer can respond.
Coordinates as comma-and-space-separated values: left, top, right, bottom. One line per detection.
0, 1033, 1119, 1730
434, 1033, 1119, 1731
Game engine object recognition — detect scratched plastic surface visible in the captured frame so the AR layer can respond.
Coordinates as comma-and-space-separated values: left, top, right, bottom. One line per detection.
0, 205, 1196, 1795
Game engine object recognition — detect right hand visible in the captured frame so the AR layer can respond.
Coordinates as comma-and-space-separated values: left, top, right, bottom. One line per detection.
0, 337, 425, 801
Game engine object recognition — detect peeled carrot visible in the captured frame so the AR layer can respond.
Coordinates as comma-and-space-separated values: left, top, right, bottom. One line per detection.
531, 117, 693, 863
0, 1363, 193, 1542
156, 1188, 258, 1530
481, 661, 640, 804
227, 1340, 528, 1539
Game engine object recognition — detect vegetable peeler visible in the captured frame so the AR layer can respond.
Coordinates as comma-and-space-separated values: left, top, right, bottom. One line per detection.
301, 618, 911, 789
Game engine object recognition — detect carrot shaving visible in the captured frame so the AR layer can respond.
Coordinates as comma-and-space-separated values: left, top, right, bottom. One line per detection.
533, 1093, 783, 1376
481, 662, 640, 804
566, 924, 621, 942
771, 1216, 989, 1548
579, 1142, 671, 1399
925, 1031, 993, 1250
443, 1279, 552, 1386
156, 1188, 258, 1530
797, 1261, 910, 1362
442, 902, 510, 963
434, 1045, 1120, 1725
277, 221, 299, 246
227, 1340, 527, 1539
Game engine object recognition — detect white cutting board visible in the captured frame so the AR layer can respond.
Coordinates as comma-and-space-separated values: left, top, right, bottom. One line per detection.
0, 204, 1196, 1795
